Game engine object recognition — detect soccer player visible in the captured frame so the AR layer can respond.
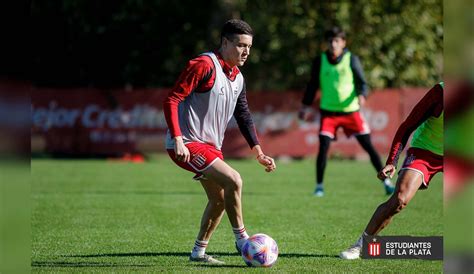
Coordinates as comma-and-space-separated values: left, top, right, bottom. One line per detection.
163, 19, 276, 265
298, 26, 394, 197
340, 82, 443, 259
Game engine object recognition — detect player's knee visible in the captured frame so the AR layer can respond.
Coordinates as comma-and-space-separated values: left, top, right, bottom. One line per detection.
385, 195, 405, 215
394, 195, 409, 213
228, 171, 243, 191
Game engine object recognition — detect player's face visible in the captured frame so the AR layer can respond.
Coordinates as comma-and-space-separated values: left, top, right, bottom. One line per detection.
327, 37, 346, 58
221, 34, 253, 67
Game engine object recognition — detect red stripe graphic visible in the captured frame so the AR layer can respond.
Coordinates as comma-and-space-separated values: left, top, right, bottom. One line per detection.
233, 228, 246, 233
369, 243, 380, 256
195, 241, 208, 247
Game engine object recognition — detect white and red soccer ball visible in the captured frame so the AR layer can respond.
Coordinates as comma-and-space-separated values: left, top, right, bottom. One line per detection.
241, 233, 278, 267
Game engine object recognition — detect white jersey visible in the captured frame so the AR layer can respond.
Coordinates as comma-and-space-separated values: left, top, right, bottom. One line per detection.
166, 52, 244, 150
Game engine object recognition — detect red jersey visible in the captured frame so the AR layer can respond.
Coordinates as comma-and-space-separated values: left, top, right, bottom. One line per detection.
163, 51, 259, 149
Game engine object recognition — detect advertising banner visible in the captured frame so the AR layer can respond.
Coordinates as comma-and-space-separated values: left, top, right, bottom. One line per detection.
30, 86, 426, 158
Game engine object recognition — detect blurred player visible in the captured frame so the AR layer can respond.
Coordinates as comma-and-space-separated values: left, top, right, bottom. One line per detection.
340, 82, 443, 259
298, 26, 393, 197
163, 19, 276, 265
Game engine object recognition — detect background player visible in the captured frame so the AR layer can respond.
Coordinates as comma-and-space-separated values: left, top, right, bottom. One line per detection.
298, 26, 393, 197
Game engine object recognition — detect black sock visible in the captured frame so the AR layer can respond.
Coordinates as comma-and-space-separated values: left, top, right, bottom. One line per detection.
316, 135, 332, 184
355, 134, 383, 172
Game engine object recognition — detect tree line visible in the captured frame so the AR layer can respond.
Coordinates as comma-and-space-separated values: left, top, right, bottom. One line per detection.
26, 0, 442, 91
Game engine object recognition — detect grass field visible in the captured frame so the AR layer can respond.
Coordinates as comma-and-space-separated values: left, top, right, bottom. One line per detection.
31, 156, 443, 272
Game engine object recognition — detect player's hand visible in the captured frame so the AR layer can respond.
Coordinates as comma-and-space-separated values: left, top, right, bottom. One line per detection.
378, 164, 396, 180
257, 154, 276, 172
298, 105, 312, 121
174, 136, 190, 162
358, 95, 366, 108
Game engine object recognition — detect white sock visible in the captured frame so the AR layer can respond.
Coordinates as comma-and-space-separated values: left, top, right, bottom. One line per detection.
233, 226, 249, 248
191, 239, 208, 257
317, 182, 323, 187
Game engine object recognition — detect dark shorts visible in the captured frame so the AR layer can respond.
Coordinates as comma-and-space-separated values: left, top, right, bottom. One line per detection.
319, 111, 370, 139
167, 142, 224, 180
400, 147, 443, 188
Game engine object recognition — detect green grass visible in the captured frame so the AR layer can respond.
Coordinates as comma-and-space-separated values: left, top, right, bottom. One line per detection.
31, 156, 443, 272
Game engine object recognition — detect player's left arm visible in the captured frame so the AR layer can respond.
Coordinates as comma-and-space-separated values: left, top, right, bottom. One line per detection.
253, 144, 276, 172
383, 84, 443, 171
233, 83, 276, 172
351, 54, 369, 107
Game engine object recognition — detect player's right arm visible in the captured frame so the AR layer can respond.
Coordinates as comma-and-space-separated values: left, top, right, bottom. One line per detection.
163, 56, 213, 162
299, 56, 321, 121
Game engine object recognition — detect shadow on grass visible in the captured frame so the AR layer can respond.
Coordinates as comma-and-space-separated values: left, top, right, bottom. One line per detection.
36, 190, 203, 196
34, 252, 337, 268
36, 190, 282, 196
32, 261, 151, 268
33, 260, 248, 269
280, 253, 338, 258
65, 252, 233, 258
65, 251, 338, 259
196, 264, 248, 268
190, 253, 339, 269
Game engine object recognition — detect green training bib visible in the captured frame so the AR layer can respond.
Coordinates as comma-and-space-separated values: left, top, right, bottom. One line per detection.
319, 52, 359, 112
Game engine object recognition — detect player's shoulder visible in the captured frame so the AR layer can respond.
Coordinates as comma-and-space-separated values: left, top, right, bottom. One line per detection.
186, 54, 215, 72
429, 82, 443, 95
433, 83, 443, 103
431, 83, 444, 114
347, 51, 360, 61
424, 82, 443, 109
189, 54, 213, 65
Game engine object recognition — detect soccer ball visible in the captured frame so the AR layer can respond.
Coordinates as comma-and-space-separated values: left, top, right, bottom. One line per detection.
241, 233, 278, 267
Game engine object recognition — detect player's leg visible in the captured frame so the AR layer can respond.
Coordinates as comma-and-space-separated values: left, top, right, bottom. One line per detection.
190, 178, 226, 264
339, 169, 422, 259
355, 134, 394, 194
315, 134, 332, 196
168, 143, 228, 264
364, 169, 422, 234
202, 159, 249, 250
355, 134, 382, 171
196, 179, 225, 240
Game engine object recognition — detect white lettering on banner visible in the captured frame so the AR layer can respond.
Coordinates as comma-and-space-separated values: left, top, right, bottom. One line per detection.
257, 112, 295, 133
32, 103, 165, 131
82, 104, 100, 127
305, 133, 319, 145
32, 101, 81, 131
32, 103, 390, 135
229, 111, 320, 132
89, 130, 137, 143
361, 109, 389, 131
228, 111, 297, 133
